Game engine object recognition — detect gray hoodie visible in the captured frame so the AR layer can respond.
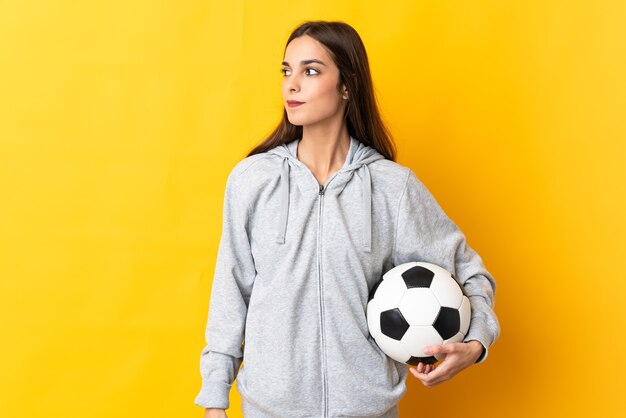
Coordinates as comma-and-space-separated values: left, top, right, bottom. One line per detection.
194, 135, 500, 417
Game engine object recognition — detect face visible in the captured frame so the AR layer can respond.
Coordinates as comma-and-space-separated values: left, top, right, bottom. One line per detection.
281, 35, 348, 128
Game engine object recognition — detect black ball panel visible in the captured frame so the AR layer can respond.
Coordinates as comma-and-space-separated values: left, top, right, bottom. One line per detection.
433, 307, 461, 340
401, 265, 434, 288
407, 355, 437, 365
380, 308, 410, 340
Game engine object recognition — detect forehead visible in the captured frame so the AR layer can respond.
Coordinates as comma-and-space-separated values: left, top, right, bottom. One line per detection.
283, 35, 333, 65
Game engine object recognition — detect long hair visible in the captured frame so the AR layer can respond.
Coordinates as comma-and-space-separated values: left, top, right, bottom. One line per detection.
245, 20, 397, 161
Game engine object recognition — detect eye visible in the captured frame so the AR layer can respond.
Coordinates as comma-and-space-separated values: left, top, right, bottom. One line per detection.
280, 67, 320, 77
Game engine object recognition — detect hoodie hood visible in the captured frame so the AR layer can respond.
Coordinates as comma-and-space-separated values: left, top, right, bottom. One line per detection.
267, 135, 385, 252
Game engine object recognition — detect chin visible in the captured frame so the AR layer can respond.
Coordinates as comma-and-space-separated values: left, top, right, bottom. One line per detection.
286, 115, 309, 126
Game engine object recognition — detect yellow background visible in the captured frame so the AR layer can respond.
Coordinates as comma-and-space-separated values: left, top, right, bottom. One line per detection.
1, 1, 624, 417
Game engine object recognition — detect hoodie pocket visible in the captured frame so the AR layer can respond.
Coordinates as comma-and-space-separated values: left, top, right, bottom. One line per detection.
237, 278, 325, 416
390, 356, 401, 386
367, 334, 402, 387
325, 327, 406, 417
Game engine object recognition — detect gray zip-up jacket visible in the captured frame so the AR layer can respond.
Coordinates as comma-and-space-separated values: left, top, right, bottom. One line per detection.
194, 135, 500, 417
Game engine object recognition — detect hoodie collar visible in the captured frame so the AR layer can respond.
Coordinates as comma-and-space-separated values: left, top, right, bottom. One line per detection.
267, 135, 386, 252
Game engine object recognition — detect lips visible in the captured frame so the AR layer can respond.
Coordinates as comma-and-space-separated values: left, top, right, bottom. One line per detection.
287, 100, 304, 107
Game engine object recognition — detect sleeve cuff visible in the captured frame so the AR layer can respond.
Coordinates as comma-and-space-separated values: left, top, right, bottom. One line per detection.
464, 339, 487, 364
193, 379, 231, 409
463, 318, 495, 364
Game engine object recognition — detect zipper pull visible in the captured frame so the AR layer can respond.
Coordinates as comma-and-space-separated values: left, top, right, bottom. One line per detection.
319, 184, 325, 195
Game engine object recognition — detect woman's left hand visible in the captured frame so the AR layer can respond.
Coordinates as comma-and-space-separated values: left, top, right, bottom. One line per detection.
409, 340, 484, 388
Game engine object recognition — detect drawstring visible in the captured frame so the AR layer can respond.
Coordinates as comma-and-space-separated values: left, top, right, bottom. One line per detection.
361, 164, 372, 252
276, 157, 290, 244
275, 156, 373, 253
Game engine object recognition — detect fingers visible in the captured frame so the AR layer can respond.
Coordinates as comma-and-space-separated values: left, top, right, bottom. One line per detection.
418, 363, 431, 374
411, 361, 437, 377
411, 360, 450, 387
423, 343, 458, 356
415, 362, 435, 374
415, 367, 441, 387
410, 346, 468, 387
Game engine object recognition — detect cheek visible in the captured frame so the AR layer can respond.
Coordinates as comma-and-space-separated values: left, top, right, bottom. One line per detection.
311, 81, 340, 104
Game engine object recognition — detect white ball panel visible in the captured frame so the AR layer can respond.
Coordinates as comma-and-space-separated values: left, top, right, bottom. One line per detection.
398, 288, 440, 326
430, 272, 463, 308
373, 274, 409, 311
366, 299, 382, 339
459, 295, 472, 335
445, 331, 464, 345
402, 326, 443, 359
373, 333, 411, 364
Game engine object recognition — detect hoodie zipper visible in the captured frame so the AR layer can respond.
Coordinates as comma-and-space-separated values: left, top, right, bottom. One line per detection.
317, 182, 328, 417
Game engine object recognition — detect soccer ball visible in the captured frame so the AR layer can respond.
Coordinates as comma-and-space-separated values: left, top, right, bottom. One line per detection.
366, 261, 471, 365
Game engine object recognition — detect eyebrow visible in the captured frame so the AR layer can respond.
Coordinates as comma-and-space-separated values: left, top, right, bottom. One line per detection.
281, 59, 326, 67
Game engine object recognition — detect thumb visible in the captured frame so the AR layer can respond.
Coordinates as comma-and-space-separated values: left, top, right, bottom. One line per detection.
424, 343, 455, 355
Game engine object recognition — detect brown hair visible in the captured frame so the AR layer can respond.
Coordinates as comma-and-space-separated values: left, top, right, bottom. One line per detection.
245, 20, 397, 161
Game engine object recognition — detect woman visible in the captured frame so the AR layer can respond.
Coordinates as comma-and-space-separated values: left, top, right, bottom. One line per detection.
195, 20, 500, 418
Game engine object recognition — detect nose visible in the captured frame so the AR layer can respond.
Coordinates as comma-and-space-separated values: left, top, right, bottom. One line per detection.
285, 72, 300, 93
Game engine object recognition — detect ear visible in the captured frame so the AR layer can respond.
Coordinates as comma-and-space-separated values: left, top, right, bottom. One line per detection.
342, 85, 349, 100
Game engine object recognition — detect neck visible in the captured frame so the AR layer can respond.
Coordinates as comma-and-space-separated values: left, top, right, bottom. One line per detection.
297, 124, 351, 176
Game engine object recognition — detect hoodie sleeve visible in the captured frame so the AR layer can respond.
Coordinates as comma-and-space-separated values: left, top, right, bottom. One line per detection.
194, 168, 256, 409
392, 168, 500, 364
